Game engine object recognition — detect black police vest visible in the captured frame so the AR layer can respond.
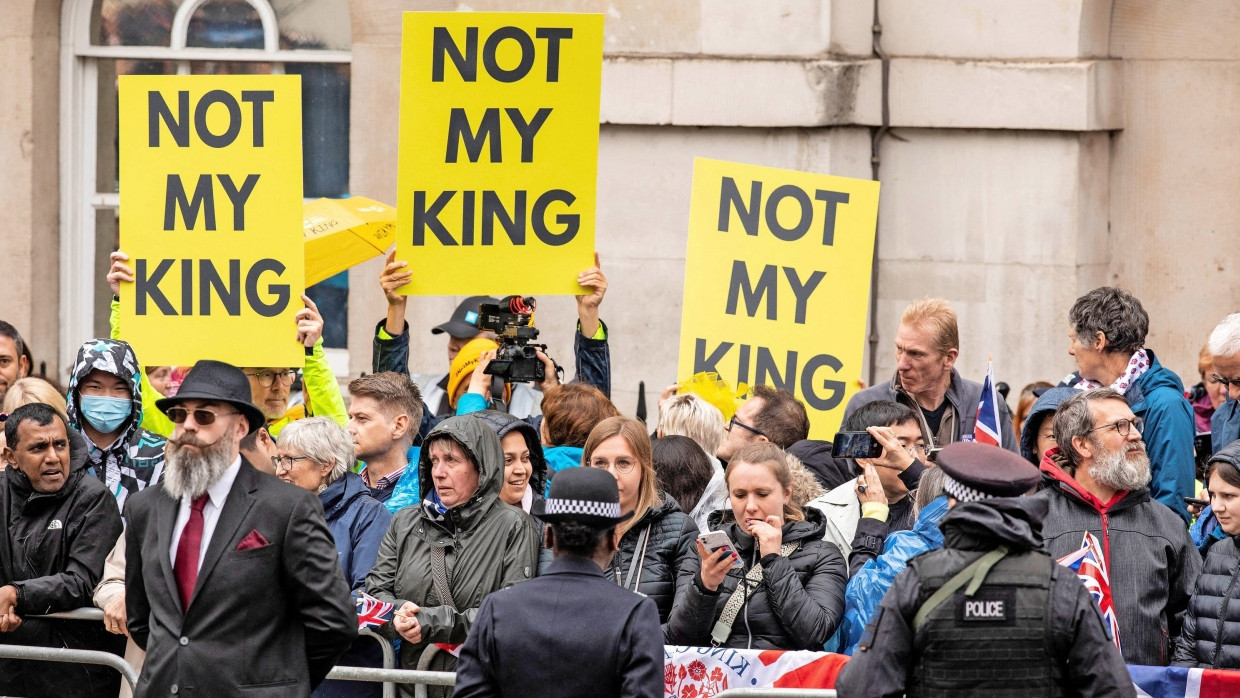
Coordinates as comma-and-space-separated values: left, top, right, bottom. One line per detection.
908, 548, 1064, 698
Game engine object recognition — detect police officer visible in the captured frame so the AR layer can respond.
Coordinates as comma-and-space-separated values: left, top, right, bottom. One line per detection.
453, 467, 663, 698
836, 442, 1135, 698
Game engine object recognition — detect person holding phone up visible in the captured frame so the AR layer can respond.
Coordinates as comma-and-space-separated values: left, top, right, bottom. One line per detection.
665, 442, 846, 650
806, 401, 930, 575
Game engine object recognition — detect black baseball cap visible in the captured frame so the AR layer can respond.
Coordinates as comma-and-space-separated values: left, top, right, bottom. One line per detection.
431, 296, 499, 339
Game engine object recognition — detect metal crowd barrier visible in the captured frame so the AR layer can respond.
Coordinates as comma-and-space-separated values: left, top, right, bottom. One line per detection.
0, 644, 141, 690
18, 607, 457, 696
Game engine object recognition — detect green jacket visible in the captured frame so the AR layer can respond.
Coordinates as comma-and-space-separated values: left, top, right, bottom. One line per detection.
365, 416, 538, 692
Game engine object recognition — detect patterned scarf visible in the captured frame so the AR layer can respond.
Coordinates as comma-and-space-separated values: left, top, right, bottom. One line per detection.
423, 489, 452, 529
1073, 348, 1150, 395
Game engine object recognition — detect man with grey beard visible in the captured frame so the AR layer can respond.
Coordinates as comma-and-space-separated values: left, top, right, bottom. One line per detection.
1039, 388, 1201, 666
124, 360, 355, 697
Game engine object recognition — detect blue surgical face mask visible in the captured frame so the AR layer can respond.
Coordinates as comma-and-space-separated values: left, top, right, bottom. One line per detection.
80, 395, 132, 434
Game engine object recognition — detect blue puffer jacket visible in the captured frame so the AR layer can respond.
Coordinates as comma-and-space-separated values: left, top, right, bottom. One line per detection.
319, 471, 393, 592
833, 495, 949, 655
1128, 350, 1197, 524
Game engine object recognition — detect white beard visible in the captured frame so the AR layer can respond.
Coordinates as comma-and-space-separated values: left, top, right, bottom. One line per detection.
163, 435, 234, 499
1088, 440, 1152, 492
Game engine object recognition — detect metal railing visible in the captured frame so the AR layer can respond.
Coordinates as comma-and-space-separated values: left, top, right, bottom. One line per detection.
0, 644, 140, 691
20, 607, 456, 696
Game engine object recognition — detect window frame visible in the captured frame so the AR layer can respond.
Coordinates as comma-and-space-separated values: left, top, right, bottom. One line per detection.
59, 0, 350, 365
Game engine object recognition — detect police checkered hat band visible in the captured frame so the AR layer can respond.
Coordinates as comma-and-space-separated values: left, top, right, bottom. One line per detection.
544, 498, 622, 520
531, 467, 634, 526
941, 472, 990, 503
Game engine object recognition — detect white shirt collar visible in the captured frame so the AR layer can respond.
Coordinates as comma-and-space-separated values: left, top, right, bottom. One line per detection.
197, 455, 242, 509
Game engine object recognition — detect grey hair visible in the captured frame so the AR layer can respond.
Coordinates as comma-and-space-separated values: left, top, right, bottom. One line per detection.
1052, 388, 1124, 466
1068, 287, 1148, 356
275, 417, 355, 485
658, 393, 725, 456
1209, 314, 1240, 359
913, 466, 946, 515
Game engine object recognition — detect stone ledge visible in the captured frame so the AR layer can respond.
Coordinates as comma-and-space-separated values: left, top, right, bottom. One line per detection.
601, 56, 1121, 131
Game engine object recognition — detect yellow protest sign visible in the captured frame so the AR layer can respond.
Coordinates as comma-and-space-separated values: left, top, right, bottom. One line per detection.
304, 197, 396, 287
677, 158, 880, 439
118, 75, 305, 368
395, 12, 603, 295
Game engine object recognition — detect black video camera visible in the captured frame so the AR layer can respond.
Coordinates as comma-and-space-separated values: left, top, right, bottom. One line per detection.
473, 296, 547, 384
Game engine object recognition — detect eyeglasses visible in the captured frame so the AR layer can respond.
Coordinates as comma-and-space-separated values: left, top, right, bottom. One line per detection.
727, 416, 766, 439
587, 458, 637, 475
165, 407, 239, 425
245, 370, 298, 388
1212, 373, 1240, 389
272, 455, 314, 472
902, 442, 929, 457
1087, 417, 1144, 437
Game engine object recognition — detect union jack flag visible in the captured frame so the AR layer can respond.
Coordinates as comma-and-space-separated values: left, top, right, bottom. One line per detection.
973, 361, 1002, 446
354, 591, 394, 630
1058, 531, 1121, 650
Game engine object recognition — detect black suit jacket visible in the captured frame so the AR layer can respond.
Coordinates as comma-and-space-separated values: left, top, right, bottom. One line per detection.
453, 556, 664, 698
125, 459, 356, 697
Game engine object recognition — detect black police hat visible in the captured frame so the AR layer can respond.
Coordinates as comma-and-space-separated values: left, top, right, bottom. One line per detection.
532, 467, 634, 528
431, 296, 499, 339
936, 441, 1041, 502
155, 360, 266, 436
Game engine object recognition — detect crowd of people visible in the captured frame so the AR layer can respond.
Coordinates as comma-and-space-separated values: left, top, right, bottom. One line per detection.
4, 250, 1240, 697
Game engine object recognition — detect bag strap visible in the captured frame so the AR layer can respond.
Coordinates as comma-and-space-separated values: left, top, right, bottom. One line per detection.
912, 545, 1009, 632
429, 545, 457, 611
620, 525, 651, 591
710, 541, 800, 646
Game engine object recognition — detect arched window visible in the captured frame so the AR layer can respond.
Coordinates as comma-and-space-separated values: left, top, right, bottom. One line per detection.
60, 0, 352, 364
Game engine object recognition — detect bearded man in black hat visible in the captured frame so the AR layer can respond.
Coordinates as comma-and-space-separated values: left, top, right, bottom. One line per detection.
454, 467, 663, 698
836, 442, 1135, 698
124, 360, 356, 697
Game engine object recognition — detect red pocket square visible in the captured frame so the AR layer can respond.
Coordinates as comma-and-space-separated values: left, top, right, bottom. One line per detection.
235, 530, 269, 551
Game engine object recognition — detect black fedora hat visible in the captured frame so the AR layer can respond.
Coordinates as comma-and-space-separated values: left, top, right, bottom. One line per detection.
155, 360, 266, 435
532, 467, 634, 528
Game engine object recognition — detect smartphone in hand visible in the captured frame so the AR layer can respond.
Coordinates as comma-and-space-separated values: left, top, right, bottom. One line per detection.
833, 431, 883, 459
698, 531, 744, 568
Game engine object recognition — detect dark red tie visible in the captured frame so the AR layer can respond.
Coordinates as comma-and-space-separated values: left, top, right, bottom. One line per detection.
173, 495, 209, 610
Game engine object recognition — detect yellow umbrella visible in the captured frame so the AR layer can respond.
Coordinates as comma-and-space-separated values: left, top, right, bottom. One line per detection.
303, 196, 396, 287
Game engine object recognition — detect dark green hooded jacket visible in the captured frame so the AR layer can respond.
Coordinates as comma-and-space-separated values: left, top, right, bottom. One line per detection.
365, 415, 538, 696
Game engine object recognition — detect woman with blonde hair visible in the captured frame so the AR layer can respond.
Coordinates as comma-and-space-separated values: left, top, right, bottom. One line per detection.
667, 442, 846, 650
2, 376, 67, 418
582, 416, 698, 623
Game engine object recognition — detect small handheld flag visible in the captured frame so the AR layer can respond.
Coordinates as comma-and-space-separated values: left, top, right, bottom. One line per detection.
355, 591, 394, 630
1058, 532, 1121, 650
974, 360, 1002, 447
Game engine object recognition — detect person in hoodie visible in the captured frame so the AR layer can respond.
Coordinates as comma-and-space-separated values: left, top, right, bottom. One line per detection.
469, 410, 551, 571
666, 442, 846, 650
66, 338, 166, 511
275, 417, 391, 698
0, 403, 125, 698
1174, 439, 1240, 669
1040, 388, 1201, 666
1064, 286, 1196, 523
837, 442, 1135, 698
1019, 386, 1076, 465
365, 415, 539, 697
